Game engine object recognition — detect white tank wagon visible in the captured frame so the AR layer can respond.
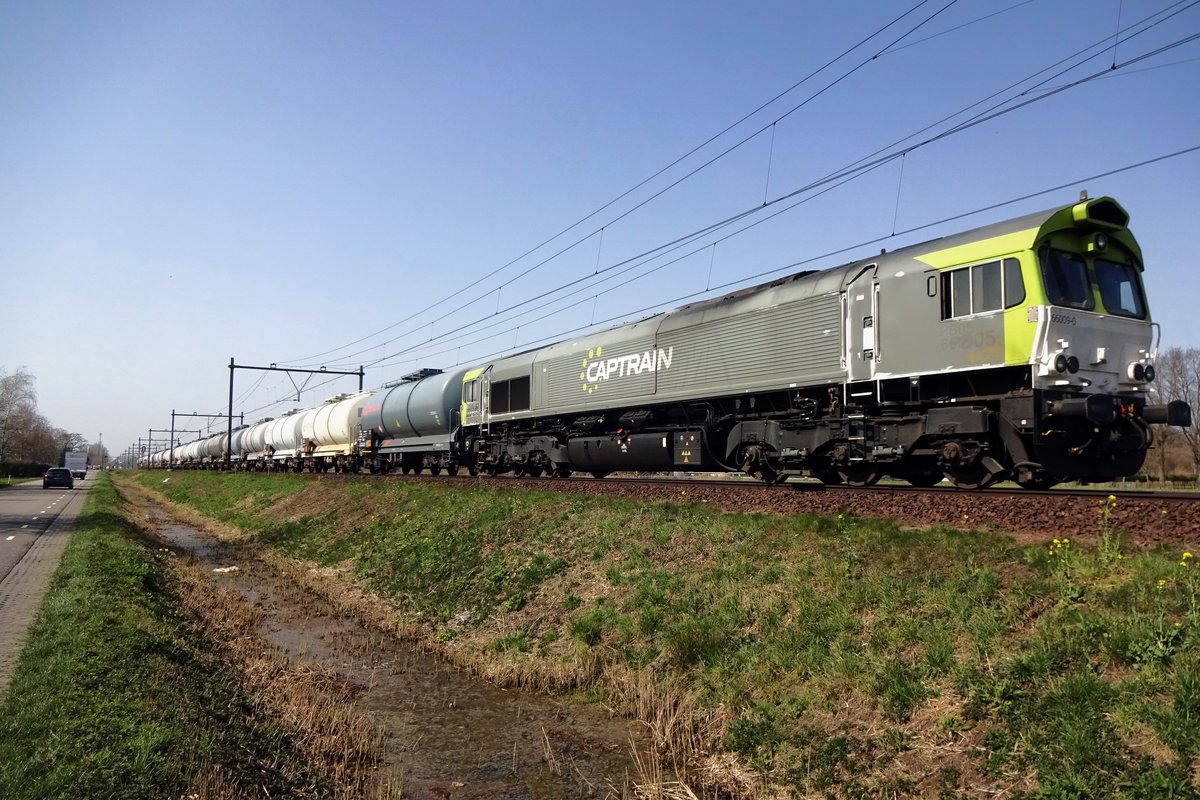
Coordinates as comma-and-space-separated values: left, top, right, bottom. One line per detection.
225, 425, 249, 467
300, 392, 372, 472
203, 433, 229, 465
236, 418, 275, 469
262, 410, 308, 470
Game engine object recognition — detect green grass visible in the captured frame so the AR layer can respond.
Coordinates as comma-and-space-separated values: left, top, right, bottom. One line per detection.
0, 473, 327, 799
134, 471, 1200, 798
0, 476, 34, 488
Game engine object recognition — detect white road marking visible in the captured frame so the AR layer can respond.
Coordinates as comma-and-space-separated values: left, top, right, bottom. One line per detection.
5, 536, 13, 541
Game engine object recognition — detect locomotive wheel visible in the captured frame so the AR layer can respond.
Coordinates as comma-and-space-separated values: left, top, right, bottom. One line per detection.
467, 465, 479, 476
899, 468, 943, 488
813, 469, 844, 486
591, 471, 610, 479
430, 465, 442, 476
446, 461, 460, 476
942, 457, 1005, 490
552, 466, 573, 479
1016, 475, 1059, 490
401, 465, 412, 475
837, 463, 883, 488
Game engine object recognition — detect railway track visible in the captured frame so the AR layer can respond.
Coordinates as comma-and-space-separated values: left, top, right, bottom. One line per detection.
467, 474, 1200, 545
213, 468, 1200, 546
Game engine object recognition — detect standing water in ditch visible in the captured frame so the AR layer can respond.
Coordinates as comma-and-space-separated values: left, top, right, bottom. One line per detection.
145, 504, 648, 799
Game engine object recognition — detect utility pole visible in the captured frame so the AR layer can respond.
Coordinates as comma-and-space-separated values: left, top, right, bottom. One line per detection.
173, 410, 240, 470
148, 430, 175, 468
226, 358, 364, 464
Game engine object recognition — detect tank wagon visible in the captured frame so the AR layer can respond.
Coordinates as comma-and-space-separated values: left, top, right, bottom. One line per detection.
359, 368, 473, 475
149, 196, 1190, 489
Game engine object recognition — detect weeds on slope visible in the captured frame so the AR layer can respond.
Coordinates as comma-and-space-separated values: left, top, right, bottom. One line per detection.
0, 473, 353, 799
137, 472, 1200, 799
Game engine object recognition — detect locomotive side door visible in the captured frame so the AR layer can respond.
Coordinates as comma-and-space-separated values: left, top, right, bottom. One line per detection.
478, 366, 492, 432
844, 264, 879, 383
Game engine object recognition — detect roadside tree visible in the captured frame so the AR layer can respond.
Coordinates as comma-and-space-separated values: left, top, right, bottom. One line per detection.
1156, 346, 1200, 481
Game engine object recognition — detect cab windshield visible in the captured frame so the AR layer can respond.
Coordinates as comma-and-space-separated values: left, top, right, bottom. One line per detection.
1095, 259, 1147, 319
1038, 247, 1148, 318
1039, 248, 1094, 310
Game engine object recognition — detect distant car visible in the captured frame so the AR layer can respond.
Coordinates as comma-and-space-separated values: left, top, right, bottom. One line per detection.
43, 467, 74, 490
72, 469, 86, 480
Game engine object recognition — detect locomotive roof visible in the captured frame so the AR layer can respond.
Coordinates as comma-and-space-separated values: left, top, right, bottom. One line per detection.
663, 195, 1133, 320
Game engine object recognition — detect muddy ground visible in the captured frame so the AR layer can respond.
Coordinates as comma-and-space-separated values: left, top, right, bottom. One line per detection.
132, 490, 653, 800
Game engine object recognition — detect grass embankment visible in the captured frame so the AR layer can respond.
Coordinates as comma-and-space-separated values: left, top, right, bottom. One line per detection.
131, 471, 1200, 798
0, 474, 347, 799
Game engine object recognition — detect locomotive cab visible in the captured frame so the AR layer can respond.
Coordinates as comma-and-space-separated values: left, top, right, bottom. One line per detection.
863, 195, 1190, 488
1012, 198, 1191, 482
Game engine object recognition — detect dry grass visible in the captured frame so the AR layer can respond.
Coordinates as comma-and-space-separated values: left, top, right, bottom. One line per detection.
123, 477, 715, 798
116, 480, 394, 799
171, 564, 388, 798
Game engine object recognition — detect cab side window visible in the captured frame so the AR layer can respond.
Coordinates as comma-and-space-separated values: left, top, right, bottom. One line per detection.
941, 258, 1021, 319
1003, 257, 1025, 307
489, 376, 531, 414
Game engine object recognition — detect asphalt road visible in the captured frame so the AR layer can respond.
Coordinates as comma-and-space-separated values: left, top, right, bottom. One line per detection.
0, 477, 90, 697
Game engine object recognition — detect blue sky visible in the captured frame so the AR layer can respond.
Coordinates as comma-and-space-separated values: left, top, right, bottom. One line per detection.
2, 0, 1198, 458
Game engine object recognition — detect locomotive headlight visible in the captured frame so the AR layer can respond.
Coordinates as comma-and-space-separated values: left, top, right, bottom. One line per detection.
1144, 364, 1155, 383
1055, 354, 1069, 373
1066, 356, 1080, 374
1128, 363, 1146, 382
1093, 233, 1109, 252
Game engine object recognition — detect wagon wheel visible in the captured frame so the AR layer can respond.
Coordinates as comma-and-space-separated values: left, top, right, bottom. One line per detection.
552, 466, 573, 479
401, 465, 412, 475
590, 471, 610, 480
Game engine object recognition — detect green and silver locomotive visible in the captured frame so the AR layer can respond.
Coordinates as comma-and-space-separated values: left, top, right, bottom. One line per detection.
461, 195, 1191, 488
